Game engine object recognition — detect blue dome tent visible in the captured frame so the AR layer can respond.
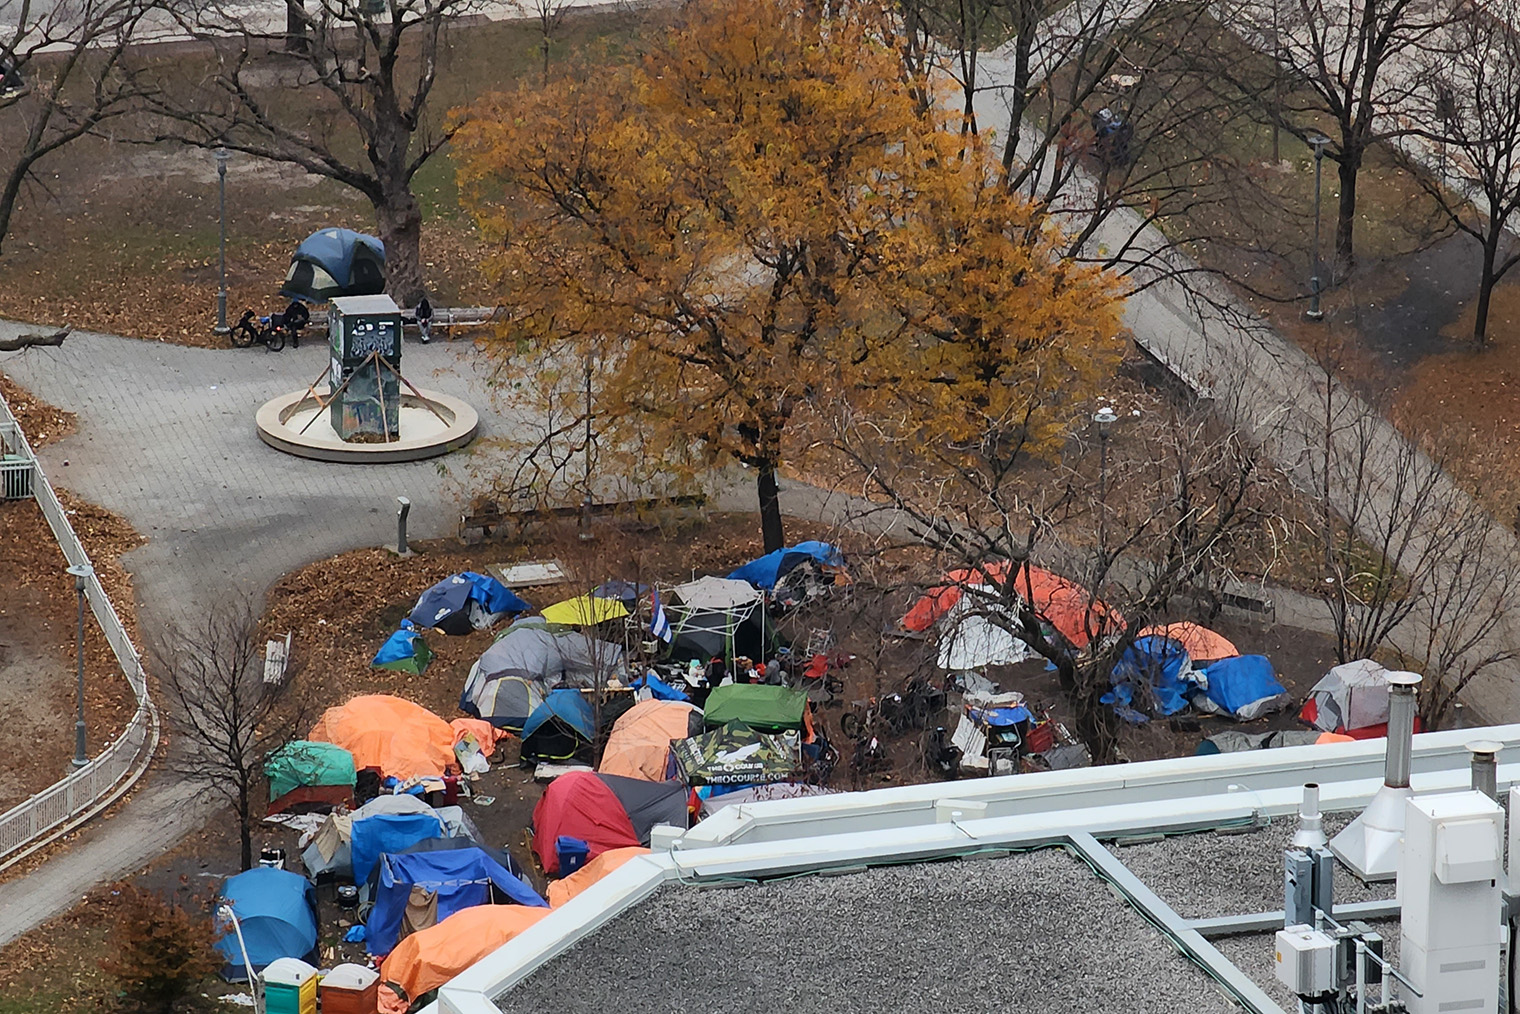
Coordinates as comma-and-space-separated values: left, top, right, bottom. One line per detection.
281, 228, 387, 303
215, 868, 319, 981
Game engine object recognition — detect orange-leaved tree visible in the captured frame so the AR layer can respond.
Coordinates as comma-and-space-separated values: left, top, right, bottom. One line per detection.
454, 0, 1125, 551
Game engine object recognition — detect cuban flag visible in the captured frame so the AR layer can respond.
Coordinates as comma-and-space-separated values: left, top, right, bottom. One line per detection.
650, 589, 672, 643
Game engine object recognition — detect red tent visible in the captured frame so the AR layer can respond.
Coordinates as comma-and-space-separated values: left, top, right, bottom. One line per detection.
901, 561, 1121, 649
531, 771, 688, 875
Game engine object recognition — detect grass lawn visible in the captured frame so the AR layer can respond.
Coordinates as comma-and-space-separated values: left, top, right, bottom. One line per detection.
0, 8, 656, 347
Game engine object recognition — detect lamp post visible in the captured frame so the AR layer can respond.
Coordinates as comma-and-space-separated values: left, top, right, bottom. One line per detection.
66, 563, 92, 768
1094, 405, 1117, 555
214, 148, 230, 336
1306, 133, 1331, 321
580, 348, 594, 542
218, 905, 264, 1014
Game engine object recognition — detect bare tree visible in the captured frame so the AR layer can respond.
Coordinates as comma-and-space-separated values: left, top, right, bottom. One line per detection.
827, 388, 1275, 764
152, 599, 307, 870
1226, 0, 1449, 271
531, 0, 573, 86
0, 0, 149, 253
1296, 359, 1520, 726
1401, 5, 1520, 345
148, 0, 481, 305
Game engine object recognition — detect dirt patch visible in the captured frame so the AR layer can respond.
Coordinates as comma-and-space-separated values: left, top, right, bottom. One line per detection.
0, 372, 75, 448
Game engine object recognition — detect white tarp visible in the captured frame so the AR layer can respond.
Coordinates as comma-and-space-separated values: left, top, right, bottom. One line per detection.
937, 614, 1034, 670
671, 576, 762, 610
1303, 658, 1392, 732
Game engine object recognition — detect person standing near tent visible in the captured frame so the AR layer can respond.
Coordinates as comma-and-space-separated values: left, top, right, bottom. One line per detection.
415, 296, 433, 343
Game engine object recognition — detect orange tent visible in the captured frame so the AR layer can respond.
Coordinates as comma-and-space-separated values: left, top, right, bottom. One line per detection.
309, 695, 456, 780
1138, 622, 1239, 663
379, 904, 549, 1006
599, 700, 697, 781
901, 561, 1121, 649
548, 846, 651, 907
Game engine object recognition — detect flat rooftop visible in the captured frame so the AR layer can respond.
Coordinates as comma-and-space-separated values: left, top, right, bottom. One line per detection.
493, 848, 1242, 1014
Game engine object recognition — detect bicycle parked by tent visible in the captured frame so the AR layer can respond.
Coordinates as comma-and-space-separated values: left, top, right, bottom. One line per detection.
230, 306, 308, 352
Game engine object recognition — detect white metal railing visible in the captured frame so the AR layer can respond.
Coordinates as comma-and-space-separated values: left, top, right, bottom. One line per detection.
0, 390, 159, 868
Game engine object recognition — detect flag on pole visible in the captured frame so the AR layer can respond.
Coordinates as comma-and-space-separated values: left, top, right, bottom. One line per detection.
650, 589, 672, 643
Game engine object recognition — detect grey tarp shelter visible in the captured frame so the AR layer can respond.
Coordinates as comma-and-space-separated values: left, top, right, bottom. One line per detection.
460, 618, 624, 729
666, 576, 773, 664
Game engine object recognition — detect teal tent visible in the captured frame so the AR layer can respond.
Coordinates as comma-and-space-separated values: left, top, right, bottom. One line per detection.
264, 740, 356, 814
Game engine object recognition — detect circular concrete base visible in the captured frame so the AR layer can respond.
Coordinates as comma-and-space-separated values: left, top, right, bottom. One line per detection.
256, 388, 478, 463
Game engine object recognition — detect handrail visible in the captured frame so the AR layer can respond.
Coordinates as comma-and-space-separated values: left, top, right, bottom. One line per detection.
0, 390, 160, 869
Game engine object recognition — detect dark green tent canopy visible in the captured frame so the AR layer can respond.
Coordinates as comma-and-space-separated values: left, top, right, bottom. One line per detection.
264, 740, 357, 802
671, 721, 798, 785
702, 684, 807, 733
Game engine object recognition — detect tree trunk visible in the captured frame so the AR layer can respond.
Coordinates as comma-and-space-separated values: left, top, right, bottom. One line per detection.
757, 466, 785, 552
1475, 239, 1499, 345
237, 781, 253, 871
541, 36, 550, 87
1335, 152, 1360, 274
285, 0, 308, 52
375, 189, 425, 307
1075, 680, 1118, 765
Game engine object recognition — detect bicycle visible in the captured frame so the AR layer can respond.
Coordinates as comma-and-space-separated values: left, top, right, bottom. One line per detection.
230, 309, 286, 352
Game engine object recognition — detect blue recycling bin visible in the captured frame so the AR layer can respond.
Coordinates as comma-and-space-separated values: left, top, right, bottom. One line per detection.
556, 836, 590, 875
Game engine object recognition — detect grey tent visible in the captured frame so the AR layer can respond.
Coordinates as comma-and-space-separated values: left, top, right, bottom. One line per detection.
460, 619, 624, 729
597, 773, 690, 842
300, 795, 480, 879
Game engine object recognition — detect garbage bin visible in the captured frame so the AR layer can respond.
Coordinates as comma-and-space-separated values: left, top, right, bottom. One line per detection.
556, 835, 590, 876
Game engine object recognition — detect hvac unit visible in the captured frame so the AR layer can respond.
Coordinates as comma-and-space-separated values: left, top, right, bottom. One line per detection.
1274, 926, 1337, 996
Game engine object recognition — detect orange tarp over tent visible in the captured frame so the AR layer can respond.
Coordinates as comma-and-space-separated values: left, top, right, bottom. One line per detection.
901, 561, 1121, 649
450, 717, 505, 759
379, 904, 549, 1007
548, 846, 651, 908
599, 701, 697, 781
1138, 622, 1239, 663
310, 695, 456, 780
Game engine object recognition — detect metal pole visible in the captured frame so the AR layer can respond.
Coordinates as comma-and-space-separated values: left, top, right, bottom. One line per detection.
396, 496, 411, 555
215, 148, 230, 335
67, 563, 92, 768
1094, 406, 1117, 557
580, 349, 594, 542
1307, 135, 1329, 321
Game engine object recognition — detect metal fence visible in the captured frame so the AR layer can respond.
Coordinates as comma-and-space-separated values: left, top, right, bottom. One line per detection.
0, 393, 159, 869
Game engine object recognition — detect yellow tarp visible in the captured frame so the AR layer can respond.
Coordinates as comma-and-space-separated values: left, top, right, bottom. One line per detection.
309, 694, 456, 780
379, 904, 550, 1004
548, 847, 651, 908
599, 700, 696, 781
540, 594, 629, 626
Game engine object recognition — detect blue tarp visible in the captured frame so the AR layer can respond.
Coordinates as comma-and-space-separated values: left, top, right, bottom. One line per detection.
350, 810, 446, 886
1201, 655, 1288, 720
372, 619, 431, 673
409, 573, 530, 635
366, 847, 547, 956
727, 541, 845, 590
463, 571, 529, 617
1109, 635, 1192, 716
215, 868, 318, 980
629, 672, 690, 702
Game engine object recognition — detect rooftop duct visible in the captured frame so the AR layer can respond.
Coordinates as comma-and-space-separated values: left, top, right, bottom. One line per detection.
1328, 671, 1421, 881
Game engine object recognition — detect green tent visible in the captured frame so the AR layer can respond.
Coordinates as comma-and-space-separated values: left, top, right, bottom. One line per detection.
264, 740, 357, 803
702, 684, 807, 733
671, 721, 798, 785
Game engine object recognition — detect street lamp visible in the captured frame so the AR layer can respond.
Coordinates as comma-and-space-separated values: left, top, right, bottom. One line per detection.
217, 904, 264, 1014
1094, 406, 1118, 553
214, 148, 230, 336
1306, 132, 1331, 322
66, 563, 92, 768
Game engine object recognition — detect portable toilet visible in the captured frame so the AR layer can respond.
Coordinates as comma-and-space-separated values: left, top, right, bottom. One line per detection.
327, 294, 403, 441
318, 962, 379, 1014
260, 957, 318, 1014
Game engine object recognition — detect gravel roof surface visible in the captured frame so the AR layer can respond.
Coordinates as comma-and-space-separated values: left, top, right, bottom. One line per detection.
493, 849, 1240, 1014
1114, 813, 1396, 918
1214, 921, 1401, 1012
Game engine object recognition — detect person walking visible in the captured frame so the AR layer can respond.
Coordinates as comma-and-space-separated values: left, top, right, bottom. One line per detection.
415, 296, 434, 344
